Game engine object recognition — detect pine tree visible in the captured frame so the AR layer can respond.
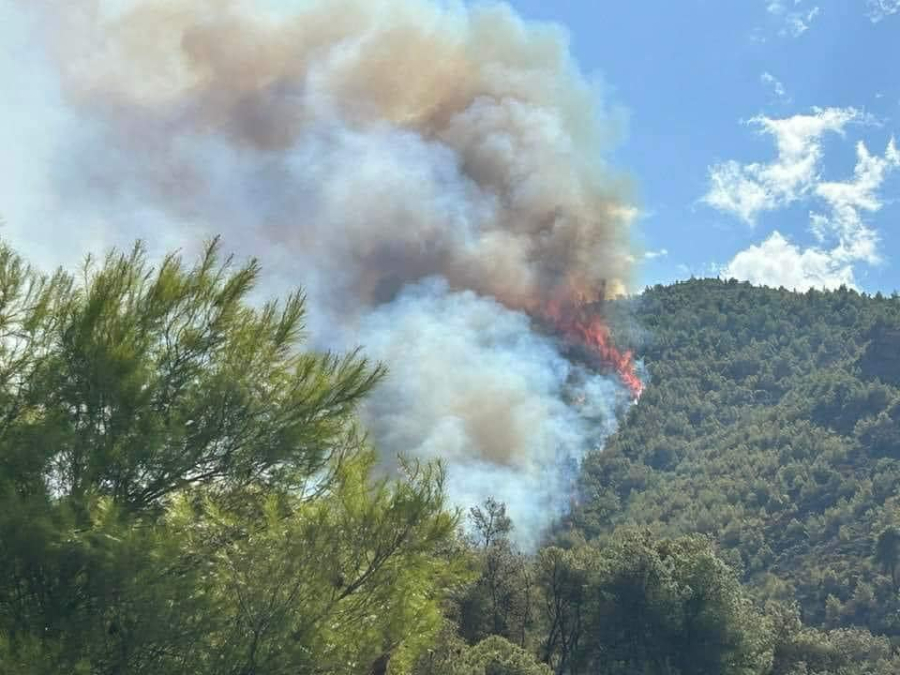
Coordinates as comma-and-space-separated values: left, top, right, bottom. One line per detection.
874, 527, 900, 593
0, 239, 465, 674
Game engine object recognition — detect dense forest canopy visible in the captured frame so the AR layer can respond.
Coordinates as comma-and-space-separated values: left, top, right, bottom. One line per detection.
575, 279, 900, 636
1, 243, 899, 674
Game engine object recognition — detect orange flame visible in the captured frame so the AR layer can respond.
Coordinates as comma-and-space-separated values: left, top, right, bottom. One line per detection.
540, 294, 643, 400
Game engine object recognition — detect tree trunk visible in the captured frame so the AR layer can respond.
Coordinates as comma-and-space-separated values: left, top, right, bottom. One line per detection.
370, 652, 391, 675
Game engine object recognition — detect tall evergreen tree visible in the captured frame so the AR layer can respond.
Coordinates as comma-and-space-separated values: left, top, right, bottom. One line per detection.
0, 239, 465, 674
874, 527, 900, 593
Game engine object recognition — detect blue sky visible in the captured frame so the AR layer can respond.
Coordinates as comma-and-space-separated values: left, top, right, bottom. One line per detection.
1, 0, 898, 294
509, 0, 900, 292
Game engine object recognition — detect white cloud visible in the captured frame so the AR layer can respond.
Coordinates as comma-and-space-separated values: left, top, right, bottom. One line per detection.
704, 160, 774, 223
767, 1, 821, 36
749, 27, 768, 44
784, 6, 820, 36
644, 248, 668, 260
761, 72, 789, 101
703, 107, 862, 224
723, 231, 854, 291
809, 212, 831, 242
721, 138, 899, 290
812, 137, 899, 264
867, 0, 900, 22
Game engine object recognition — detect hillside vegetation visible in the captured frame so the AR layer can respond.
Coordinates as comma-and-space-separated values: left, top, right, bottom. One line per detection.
2, 242, 899, 674
576, 279, 900, 635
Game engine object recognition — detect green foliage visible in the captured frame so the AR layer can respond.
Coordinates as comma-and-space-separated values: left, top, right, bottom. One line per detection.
873, 527, 900, 591
412, 632, 551, 675
5, 246, 900, 675
0, 239, 464, 674
157, 453, 461, 674
536, 544, 595, 672
409, 279, 900, 675
768, 602, 900, 675
537, 531, 771, 675
451, 511, 776, 675
458, 499, 535, 647
573, 279, 900, 637
464, 636, 553, 675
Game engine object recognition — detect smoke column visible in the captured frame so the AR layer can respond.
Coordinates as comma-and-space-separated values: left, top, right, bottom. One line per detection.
16, 0, 641, 547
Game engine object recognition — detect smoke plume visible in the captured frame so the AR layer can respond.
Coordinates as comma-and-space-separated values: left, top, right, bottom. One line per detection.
17, 0, 641, 546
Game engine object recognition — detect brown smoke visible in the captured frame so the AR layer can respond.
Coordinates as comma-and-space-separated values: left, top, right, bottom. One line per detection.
19, 0, 640, 547
28, 0, 635, 310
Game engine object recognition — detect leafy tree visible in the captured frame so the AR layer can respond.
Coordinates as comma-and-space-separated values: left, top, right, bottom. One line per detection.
470, 498, 513, 548
0, 239, 465, 674
463, 636, 552, 675
413, 633, 551, 675
536, 546, 594, 674
458, 500, 535, 647
572, 279, 900, 637
874, 526, 900, 593
768, 602, 900, 675
547, 531, 772, 675
160, 454, 461, 674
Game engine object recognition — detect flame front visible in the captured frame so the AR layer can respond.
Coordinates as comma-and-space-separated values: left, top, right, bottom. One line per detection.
541, 296, 644, 401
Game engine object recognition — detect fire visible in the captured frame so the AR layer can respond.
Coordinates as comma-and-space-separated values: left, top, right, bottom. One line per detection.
540, 293, 644, 401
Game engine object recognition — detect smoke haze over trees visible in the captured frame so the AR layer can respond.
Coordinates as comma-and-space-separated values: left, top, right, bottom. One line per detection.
1, 241, 899, 674
11, 0, 642, 547
2, 0, 900, 673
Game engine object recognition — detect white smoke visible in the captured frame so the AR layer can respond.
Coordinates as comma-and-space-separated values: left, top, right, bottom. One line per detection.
10, 0, 640, 546
357, 278, 621, 547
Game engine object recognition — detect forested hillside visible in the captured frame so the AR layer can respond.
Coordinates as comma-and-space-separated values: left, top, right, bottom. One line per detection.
575, 279, 900, 635
3, 243, 900, 675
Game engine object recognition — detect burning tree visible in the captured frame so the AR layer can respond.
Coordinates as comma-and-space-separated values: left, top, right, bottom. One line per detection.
536, 286, 644, 401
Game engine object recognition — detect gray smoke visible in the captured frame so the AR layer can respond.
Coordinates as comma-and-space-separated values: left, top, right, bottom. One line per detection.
15, 0, 639, 546
358, 278, 621, 548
